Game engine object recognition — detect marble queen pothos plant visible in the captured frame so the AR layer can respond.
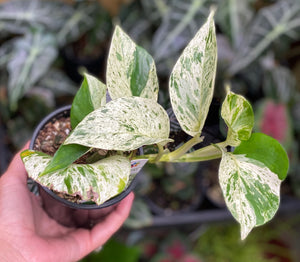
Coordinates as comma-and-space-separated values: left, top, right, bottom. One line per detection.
21, 10, 289, 240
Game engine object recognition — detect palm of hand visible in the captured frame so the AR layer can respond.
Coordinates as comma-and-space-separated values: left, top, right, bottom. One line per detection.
0, 144, 133, 262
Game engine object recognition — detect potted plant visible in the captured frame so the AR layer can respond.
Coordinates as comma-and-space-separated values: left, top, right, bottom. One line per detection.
21, 10, 289, 240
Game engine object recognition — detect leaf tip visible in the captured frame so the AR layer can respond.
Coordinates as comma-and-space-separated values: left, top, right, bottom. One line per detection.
209, 5, 217, 18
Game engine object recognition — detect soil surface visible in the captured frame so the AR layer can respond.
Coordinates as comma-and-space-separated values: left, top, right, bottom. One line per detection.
34, 116, 71, 155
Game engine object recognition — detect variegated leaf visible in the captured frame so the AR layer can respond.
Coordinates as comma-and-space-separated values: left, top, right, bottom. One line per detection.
169, 9, 217, 136
71, 72, 107, 129
221, 88, 254, 146
65, 96, 172, 151
21, 150, 131, 205
233, 133, 289, 181
219, 150, 282, 240
106, 26, 159, 101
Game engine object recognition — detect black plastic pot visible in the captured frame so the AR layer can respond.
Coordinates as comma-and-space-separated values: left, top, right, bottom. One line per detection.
29, 105, 141, 228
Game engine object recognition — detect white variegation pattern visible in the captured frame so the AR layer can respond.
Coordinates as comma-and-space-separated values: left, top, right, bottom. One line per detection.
65, 96, 172, 151
169, 10, 217, 136
221, 89, 254, 146
106, 26, 159, 101
219, 151, 281, 240
21, 150, 131, 205
85, 73, 107, 109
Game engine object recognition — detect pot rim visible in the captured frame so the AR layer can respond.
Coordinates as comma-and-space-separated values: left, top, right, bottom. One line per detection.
30, 105, 138, 210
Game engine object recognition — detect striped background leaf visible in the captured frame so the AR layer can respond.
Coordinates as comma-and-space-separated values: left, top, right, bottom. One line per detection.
106, 26, 159, 101
65, 96, 172, 151
221, 89, 254, 146
71, 72, 107, 129
169, 9, 217, 137
21, 150, 131, 205
219, 149, 282, 240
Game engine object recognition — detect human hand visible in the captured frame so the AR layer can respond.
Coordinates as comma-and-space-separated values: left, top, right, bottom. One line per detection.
0, 142, 134, 262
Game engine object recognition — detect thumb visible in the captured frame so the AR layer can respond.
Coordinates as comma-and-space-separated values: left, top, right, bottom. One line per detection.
4, 141, 30, 183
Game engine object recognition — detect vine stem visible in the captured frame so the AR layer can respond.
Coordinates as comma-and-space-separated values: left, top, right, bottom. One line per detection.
133, 140, 228, 163
162, 133, 204, 161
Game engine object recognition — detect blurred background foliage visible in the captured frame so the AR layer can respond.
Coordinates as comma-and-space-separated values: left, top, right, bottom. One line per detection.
0, 0, 300, 260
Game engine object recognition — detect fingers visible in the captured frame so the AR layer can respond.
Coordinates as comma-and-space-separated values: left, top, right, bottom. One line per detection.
4, 141, 30, 183
39, 192, 134, 262
90, 192, 134, 245
65, 193, 134, 261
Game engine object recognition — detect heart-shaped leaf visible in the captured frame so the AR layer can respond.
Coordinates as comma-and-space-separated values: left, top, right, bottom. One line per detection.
65, 96, 172, 151
71, 72, 107, 129
169, 9, 217, 136
221, 89, 254, 146
218, 133, 289, 239
219, 150, 281, 240
21, 150, 131, 205
106, 26, 159, 101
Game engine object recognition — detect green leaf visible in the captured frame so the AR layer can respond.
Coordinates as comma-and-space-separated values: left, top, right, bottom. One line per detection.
40, 144, 90, 176
169, 9, 217, 136
233, 133, 289, 180
106, 26, 159, 101
221, 88, 254, 146
65, 96, 172, 151
21, 150, 131, 205
219, 149, 282, 240
70, 72, 107, 129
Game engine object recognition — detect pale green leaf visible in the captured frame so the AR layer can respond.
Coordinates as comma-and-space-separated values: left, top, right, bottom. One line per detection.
169, 9, 217, 136
221, 88, 254, 146
65, 96, 172, 151
8, 31, 57, 111
21, 150, 131, 205
71, 72, 107, 128
219, 150, 282, 240
106, 25, 159, 101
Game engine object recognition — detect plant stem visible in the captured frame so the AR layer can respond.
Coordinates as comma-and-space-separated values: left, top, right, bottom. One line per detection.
174, 142, 226, 162
134, 140, 227, 163
154, 144, 165, 162
164, 134, 204, 161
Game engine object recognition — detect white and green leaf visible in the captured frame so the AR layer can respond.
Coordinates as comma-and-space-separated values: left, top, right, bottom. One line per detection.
65, 96, 172, 151
106, 26, 159, 101
169, 9, 217, 136
221, 88, 254, 146
219, 150, 282, 240
21, 150, 131, 205
71, 72, 107, 129
218, 133, 289, 239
